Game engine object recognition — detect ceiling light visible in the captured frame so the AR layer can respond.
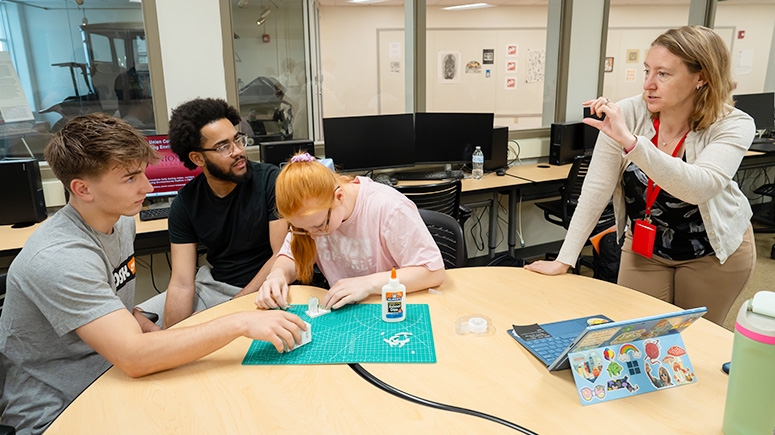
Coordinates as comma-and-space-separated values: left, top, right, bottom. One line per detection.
260, 7, 271, 19
348, 0, 389, 4
238, 0, 248, 7
256, 17, 267, 26
442, 3, 493, 11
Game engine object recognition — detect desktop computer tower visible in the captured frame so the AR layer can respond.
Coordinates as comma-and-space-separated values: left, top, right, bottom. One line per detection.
259, 140, 315, 166
549, 122, 585, 165
0, 158, 47, 227
485, 126, 509, 171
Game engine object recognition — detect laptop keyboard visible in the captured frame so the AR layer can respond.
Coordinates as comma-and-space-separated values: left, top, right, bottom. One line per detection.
525, 335, 576, 362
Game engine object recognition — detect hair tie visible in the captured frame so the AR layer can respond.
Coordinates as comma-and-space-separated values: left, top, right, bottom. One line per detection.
290, 152, 316, 163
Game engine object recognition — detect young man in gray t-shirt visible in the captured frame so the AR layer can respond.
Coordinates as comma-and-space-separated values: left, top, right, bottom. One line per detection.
0, 114, 306, 434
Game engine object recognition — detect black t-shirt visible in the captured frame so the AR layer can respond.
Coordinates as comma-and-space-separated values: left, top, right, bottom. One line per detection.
168, 161, 280, 287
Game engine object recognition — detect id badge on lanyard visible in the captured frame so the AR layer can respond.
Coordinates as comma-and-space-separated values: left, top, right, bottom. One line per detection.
631, 119, 688, 259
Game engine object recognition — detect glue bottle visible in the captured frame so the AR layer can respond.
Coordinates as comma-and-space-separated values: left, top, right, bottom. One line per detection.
382, 268, 406, 322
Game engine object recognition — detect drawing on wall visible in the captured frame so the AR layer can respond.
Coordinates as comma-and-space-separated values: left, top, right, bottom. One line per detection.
389, 42, 401, 60
736, 49, 753, 75
483, 49, 494, 65
506, 60, 517, 73
604, 57, 614, 73
626, 49, 639, 63
506, 44, 518, 57
390, 61, 401, 73
465, 60, 482, 74
527, 48, 545, 83
438, 50, 461, 84
505, 77, 517, 90
625, 69, 636, 82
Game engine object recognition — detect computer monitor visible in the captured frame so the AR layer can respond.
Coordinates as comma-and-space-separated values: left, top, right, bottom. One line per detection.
322, 114, 415, 172
144, 134, 202, 199
733, 92, 775, 130
258, 139, 315, 166
414, 112, 493, 165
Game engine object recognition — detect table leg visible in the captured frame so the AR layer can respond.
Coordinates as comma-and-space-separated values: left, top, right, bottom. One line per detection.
489, 192, 498, 258
509, 188, 518, 257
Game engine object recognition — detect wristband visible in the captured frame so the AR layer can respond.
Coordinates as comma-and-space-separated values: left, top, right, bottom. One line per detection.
623, 134, 637, 154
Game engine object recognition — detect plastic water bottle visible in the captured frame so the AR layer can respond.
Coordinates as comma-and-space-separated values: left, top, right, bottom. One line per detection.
472, 146, 484, 180
722, 290, 775, 434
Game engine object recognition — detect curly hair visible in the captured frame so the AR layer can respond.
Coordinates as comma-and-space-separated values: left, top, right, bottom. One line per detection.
650, 26, 735, 131
168, 98, 242, 170
44, 113, 158, 193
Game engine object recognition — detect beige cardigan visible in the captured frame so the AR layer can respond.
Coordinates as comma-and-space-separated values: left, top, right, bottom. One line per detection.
556, 94, 756, 266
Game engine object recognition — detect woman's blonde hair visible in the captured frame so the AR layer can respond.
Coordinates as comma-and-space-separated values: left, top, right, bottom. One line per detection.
275, 155, 351, 283
650, 25, 734, 131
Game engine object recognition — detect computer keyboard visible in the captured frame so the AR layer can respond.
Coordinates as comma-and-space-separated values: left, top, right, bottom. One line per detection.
525, 335, 576, 363
752, 137, 775, 144
139, 207, 170, 221
392, 169, 465, 180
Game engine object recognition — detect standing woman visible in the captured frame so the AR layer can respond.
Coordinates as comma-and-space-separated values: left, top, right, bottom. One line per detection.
255, 153, 445, 310
525, 26, 756, 326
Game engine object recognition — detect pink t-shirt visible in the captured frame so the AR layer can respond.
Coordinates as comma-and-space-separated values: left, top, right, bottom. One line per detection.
278, 177, 444, 286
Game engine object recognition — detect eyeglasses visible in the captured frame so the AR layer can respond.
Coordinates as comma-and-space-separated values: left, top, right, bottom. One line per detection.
288, 207, 332, 236
196, 133, 248, 157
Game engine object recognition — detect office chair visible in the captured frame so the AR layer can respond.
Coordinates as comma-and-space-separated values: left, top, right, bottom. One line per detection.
418, 209, 466, 269
393, 179, 470, 226
752, 183, 775, 259
534, 154, 615, 273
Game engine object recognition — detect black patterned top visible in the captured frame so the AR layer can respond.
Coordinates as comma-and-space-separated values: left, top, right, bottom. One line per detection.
623, 162, 714, 260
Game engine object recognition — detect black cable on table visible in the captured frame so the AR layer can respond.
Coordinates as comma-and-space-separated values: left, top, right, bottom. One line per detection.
348, 363, 539, 435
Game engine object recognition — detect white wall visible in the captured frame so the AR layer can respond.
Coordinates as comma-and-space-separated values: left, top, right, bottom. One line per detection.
715, 3, 775, 94
155, 0, 227, 116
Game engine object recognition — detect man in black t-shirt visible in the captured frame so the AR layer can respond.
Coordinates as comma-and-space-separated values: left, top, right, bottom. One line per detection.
137, 98, 287, 328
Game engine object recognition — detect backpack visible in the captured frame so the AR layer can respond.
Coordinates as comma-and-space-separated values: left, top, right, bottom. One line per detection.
591, 231, 623, 283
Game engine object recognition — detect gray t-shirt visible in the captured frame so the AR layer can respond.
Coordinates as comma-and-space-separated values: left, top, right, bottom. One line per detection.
0, 205, 136, 434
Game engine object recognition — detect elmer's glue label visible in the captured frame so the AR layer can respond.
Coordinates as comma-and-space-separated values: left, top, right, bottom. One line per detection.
381, 268, 406, 322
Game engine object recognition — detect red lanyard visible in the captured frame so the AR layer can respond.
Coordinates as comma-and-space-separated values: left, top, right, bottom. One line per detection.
644, 119, 688, 220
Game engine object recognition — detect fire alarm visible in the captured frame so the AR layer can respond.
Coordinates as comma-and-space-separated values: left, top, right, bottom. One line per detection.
738, 30, 745, 39
262, 34, 270, 43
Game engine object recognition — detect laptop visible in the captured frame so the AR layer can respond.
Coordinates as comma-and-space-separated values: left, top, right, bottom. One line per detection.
509, 307, 707, 405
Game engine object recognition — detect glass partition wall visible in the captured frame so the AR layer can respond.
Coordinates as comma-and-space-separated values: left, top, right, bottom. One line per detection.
0, 0, 152, 160
231, 0, 311, 141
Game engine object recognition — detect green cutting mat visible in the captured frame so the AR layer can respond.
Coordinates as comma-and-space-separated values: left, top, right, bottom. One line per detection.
242, 303, 436, 365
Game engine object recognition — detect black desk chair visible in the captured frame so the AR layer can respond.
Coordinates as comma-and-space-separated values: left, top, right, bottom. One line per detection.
418, 209, 466, 269
752, 183, 775, 259
534, 155, 615, 273
393, 179, 470, 226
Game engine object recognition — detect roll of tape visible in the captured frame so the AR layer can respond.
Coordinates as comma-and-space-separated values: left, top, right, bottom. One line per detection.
468, 317, 488, 334
455, 315, 493, 336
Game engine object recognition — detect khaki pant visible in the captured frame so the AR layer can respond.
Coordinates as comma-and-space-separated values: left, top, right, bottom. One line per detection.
617, 224, 756, 326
